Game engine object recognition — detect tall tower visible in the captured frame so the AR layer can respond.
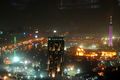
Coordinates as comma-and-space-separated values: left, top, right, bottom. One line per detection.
47, 37, 64, 79
108, 16, 113, 47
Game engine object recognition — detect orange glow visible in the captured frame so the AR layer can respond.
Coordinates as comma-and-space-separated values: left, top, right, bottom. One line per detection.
57, 66, 60, 72
3, 76, 8, 80
101, 51, 116, 57
77, 48, 81, 51
28, 45, 32, 50
76, 48, 85, 56
98, 72, 104, 76
52, 72, 55, 78
8, 45, 13, 49
85, 52, 98, 57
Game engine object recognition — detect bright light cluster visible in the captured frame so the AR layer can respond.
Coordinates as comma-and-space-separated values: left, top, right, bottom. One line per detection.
76, 48, 85, 56
101, 51, 117, 57
64, 65, 81, 77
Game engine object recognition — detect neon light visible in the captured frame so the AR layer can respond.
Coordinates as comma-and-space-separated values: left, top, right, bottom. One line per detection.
108, 26, 113, 46
108, 16, 113, 47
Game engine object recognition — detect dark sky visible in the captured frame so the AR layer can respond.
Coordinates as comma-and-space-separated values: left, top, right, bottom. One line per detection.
0, 0, 120, 35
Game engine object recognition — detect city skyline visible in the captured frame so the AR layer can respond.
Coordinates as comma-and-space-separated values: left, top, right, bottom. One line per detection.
1, 0, 120, 80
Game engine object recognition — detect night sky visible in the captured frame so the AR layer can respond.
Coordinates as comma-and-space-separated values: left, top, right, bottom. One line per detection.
0, 0, 120, 35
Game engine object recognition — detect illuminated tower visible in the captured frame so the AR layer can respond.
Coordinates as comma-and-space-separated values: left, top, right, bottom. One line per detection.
108, 16, 113, 47
47, 37, 64, 79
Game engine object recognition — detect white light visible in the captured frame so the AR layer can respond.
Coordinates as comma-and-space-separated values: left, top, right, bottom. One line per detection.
4, 76, 8, 80
79, 45, 83, 48
57, 67, 60, 72
23, 32, 26, 35
27, 76, 30, 79
44, 43, 48, 47
91, 44, 97, 49
105, 37, 108, 40
24, 60, 28, 64
77, 69, 80, 74
34, 75, 37, 78
52, 72, 55, 78
112, 36, 115, 39
68, 68, 70, 71
64, 68, 67, 73
0, 31, 3, 34
21, 76, 23, 79
8, 73, 12, 77
40, 74, 43, 78
13, 56, 19, 62
25, 67, 28, 70
103, 41, 107, 45
53, 30, 57, 33
70, 67, 74, 71
35, 35, 38, 38
35, 30, 39, 33
64, 47, 67, 51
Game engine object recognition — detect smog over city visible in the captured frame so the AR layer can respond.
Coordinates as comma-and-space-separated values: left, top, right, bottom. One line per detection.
0, 0, 120, 80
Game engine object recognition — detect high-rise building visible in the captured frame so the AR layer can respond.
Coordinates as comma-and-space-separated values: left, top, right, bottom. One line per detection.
47, 37, 64, 78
